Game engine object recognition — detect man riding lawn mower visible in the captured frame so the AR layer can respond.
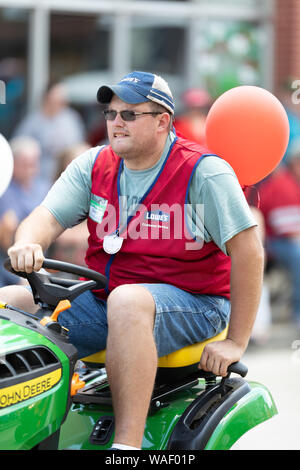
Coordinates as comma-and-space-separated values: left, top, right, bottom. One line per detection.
0, 73, 289, 450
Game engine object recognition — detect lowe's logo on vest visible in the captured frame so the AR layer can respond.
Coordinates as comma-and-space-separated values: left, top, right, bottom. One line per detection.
145, 210, 169, 223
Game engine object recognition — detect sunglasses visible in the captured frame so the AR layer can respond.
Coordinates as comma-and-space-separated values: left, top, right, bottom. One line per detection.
103, 109, 163, 122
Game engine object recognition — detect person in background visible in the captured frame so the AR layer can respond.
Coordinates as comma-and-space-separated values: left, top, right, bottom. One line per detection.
13, 81, 86, 187
259, 138, 300, 329
49, 142, 91, 267
274, 81, 300, 165
174, 88, 212, 145
0, 136, 48, 286
249, 206, 272, 345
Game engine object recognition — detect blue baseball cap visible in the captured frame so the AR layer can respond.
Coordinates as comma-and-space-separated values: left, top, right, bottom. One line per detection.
97, 71, 175, 115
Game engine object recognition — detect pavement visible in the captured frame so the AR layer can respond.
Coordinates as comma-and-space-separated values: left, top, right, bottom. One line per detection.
231, 321, 300, 450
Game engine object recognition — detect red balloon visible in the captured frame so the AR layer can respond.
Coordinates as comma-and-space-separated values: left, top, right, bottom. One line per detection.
205, 86, 290, 186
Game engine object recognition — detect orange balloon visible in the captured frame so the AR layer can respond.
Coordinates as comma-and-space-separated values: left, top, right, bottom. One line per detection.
205, 86, 290, 186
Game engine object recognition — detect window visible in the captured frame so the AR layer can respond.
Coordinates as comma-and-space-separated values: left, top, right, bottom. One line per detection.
0, 8, 29, 137
131, 17, 187, 101
50, 13, 112, 132
50, 13, 110, 82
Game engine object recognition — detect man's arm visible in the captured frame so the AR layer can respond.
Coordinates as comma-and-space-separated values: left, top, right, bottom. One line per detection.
8, 205, 65, 273
199, 225, 264, 377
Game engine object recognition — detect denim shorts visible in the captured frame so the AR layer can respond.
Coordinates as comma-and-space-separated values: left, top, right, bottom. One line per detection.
53, 283, 230, 359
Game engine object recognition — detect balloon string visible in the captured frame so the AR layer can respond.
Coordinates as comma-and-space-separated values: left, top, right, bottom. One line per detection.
242, 185, 260, 209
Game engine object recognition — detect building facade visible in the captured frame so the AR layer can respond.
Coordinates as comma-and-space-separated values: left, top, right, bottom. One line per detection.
0, 0, 290, 137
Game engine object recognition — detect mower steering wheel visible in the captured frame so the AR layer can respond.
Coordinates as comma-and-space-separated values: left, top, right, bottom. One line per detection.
4, 257, 107, 307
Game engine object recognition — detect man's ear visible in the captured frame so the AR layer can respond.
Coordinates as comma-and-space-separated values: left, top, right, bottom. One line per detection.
157, 112, 171, 133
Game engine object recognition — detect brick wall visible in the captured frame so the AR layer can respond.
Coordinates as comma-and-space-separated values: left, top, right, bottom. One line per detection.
274, 0, 300, 92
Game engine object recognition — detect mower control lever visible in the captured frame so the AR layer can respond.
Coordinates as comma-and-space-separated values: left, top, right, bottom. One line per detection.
219, 361, 248, 397
4, 258, 108, 307
227, 361, 248, 378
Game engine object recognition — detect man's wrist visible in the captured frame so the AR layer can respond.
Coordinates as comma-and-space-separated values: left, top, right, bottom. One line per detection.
225, 336, 248, 352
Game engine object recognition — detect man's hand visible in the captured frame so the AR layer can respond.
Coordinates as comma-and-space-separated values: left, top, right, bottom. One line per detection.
198, 338, 245, 377
198, 226, 264, 378
8, 242, 44, 273
6, 206, 65, 274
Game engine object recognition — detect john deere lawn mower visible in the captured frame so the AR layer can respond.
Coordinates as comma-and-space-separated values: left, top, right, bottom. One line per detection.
0, 258, 277, 451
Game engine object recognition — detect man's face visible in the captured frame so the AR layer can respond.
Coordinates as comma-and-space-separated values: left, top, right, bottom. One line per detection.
13, 150, 39, 186
106, 95, 162, 163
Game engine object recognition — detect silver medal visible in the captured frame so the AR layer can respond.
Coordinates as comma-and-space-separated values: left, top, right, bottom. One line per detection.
103, 233, 124, 254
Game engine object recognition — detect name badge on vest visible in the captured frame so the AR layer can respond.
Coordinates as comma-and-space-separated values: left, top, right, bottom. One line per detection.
103, 233, 124, 254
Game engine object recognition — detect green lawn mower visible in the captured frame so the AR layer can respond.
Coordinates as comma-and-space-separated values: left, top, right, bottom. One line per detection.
0, 258, 277, 451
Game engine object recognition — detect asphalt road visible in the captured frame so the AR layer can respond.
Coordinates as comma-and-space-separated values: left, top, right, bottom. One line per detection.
231, 322, 300, 450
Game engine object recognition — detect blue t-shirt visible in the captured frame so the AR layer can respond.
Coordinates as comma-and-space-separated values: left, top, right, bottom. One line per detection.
0, 179, 48, 222
0, 178, 48, 286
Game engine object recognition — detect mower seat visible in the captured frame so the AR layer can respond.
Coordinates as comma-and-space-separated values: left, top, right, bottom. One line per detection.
82, 327, 228, 369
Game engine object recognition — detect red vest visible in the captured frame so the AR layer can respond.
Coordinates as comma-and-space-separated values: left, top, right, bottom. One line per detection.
259, 168, 300, 237
85, 136, 231, 299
